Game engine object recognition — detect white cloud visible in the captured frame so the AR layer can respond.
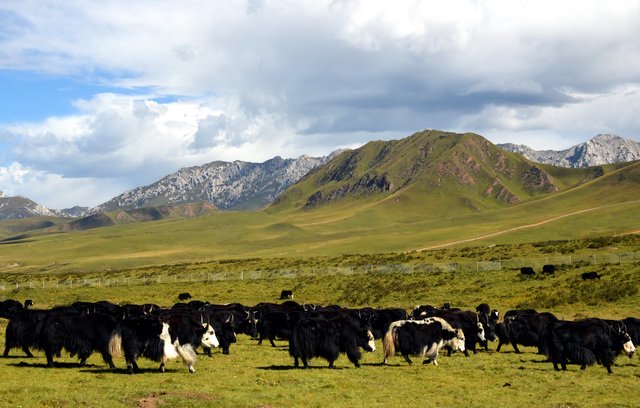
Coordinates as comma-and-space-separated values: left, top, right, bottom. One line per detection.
0, 162, 124, 209
457, 84, 640, 150
0, 92, 320, 207
1, 0, 640, 207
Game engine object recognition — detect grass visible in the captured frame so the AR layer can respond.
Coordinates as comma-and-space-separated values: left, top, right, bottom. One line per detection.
1, 338, 639, 407
2, 258, 640, 407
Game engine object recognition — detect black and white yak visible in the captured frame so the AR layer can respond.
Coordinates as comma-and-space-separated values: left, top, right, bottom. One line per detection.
382, 317, 466, 366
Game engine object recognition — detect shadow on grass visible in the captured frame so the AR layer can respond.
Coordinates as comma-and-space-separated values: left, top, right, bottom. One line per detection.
1, 355, 37, 359
258, 364, 351, 370
82, 367, 171, 375
9, 361, 99, 369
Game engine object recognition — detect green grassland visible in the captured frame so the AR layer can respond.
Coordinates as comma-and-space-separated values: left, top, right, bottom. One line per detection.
2, 169, 640, 275
2, 132, 640, 406
2, 254, 640, 407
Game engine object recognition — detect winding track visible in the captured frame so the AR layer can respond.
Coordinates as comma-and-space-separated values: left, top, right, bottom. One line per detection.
416, 200, 640, 251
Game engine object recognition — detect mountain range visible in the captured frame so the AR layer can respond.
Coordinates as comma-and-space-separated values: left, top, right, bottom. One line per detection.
90, 153, 341, 214
1, 133, 638, 222
498, 134, 640, 168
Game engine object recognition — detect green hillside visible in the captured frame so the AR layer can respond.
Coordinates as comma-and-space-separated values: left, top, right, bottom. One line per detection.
1, 130, 639, 274
269, 130, 602, 217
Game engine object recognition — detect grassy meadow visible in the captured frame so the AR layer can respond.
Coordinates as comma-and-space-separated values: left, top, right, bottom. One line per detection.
2, 151, 640, 406
2, 247, 640, 407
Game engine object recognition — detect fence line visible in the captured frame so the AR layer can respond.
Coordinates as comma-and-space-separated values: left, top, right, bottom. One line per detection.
2, 251, 640, 292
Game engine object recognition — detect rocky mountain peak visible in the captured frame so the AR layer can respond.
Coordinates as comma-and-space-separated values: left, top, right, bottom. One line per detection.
90, 152, 341, 213
498, 134, 640, 168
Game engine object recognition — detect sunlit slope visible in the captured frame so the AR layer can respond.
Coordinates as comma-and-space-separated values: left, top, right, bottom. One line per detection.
269, 130, 600, 217
1, 132, 640, 274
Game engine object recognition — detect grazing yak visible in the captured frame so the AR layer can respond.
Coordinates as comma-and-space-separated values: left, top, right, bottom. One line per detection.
289, 315, 375, 368
497, 310, 557, 354
280, 290, 293, 300
581, 272, 602, 280
177, 293, 192, 301
37, 312, 119, 368
109, 315, 176, 373
3, 309, 50, 357
411, 307, 486, 355
382, 317, 466, 366
542, 264, 556, 275
546, 318, 635, 374
520, 267, 535, 276
109, 313, 219, 373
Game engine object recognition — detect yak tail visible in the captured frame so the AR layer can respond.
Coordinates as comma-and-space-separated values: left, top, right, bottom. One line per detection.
382, 326, 398, 363
175, 342, 197, 368
108, 331, 123, 358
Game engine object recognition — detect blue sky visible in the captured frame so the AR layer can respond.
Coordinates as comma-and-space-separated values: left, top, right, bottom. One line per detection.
1, 0, 639, 209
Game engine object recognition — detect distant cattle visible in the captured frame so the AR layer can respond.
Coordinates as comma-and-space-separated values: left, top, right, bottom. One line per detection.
178, 293, 192, 301
382, 317, 465, 366
289, 315, 375, 368
520, 267, 535, 276
581, 272, 601, 280
547, 318, 635, 373
542, 264, 556, 274
280, 290, 293, 300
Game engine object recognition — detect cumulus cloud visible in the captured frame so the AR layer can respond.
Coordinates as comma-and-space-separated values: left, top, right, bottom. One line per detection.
1, 0, 640, 207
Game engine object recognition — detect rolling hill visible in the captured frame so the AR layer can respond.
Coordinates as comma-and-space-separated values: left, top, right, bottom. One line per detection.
269, 130, 604, 216
1, 130, 639, 274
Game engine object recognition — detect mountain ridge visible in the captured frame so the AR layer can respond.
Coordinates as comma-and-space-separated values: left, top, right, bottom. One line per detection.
498, 134, 640, 168
269, 130, 580, 216
89, 152, 342, 214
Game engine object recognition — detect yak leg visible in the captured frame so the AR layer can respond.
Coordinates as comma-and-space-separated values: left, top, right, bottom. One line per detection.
22, 345, 34, 358
45, 349, 55, 367
346, 348, 361, 368
100, 348, 116, 369
402, 354, 414, 366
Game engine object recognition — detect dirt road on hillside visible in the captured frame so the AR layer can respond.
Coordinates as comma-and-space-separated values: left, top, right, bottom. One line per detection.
416, 201, 640, 251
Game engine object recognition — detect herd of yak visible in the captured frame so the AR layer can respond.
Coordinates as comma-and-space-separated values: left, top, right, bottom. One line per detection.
0, 297, 638, 374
